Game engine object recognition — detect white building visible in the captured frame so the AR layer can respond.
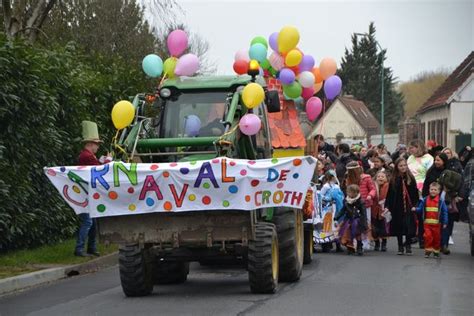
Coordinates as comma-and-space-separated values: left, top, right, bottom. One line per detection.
417, 52, 473, 151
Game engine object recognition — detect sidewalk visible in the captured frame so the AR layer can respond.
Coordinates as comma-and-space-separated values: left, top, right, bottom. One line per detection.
0, 251, 118, 296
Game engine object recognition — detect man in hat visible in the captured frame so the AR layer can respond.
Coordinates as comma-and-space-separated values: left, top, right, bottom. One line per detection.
75, 121, 111, 257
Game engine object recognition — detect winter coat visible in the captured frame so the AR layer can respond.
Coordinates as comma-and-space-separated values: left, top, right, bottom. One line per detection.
407, 154, 434, 193
335, 198, 368, 231
416, 196, 448, 225
358, 174, 376, 208
336, 153, 356, 182
386, 176, 419, 236
421, 166, 446, 197
362, 157, 371, 172
372, 182, 389, 220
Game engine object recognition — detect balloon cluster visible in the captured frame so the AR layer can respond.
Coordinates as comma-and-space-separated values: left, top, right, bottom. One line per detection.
233, 25, 343, 122
142, 29, 200, 79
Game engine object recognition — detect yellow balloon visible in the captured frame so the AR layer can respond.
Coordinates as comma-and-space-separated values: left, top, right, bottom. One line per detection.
242, 83, 265, 109
163, 57, 177, 78
285, 49, 303, 67
111, 100, 135, 130
278, 26, 300, 53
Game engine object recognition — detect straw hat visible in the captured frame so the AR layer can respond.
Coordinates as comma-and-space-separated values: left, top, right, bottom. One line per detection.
81, 121, 103, 143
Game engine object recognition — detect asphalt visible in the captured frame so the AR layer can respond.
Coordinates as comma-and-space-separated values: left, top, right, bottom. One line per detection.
1, 223, 473, 316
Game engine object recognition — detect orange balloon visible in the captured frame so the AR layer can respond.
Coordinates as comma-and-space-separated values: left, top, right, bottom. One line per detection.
319, 58, 337, 80
313, 82, 323, 94
312, 67, 323, 84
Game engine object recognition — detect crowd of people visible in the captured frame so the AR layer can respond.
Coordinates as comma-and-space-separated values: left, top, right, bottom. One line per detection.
311, 134, 472, 258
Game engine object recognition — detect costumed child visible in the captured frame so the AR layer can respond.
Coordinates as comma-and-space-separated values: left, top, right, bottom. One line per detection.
335, 184, 368, 255
416, 182, 448, 258
320, 170, 344, 252
372, 171, 390, 252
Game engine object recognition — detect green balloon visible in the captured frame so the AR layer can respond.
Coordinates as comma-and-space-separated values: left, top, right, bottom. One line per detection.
261, 59, 271, 70
251, 36, 268, 49
283, 82, 302, 99
163, 57, 177, 78
268, 67, 277, 77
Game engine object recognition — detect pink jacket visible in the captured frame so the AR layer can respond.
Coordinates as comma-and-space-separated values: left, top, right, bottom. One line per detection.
359, 174, 376, 207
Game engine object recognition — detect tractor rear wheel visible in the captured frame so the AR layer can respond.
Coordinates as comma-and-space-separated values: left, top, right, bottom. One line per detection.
119, 244, 153, 297
303, 226, 314, 264
248, 222, 279, 294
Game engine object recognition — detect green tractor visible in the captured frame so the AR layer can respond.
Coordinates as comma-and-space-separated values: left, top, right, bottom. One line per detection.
99, 75, 307, 296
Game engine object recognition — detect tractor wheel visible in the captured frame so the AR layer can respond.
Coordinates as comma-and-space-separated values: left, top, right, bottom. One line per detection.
272, 208, 304, 282
153, 262, 189, 285
303, 226, 314, 264
119, 244, 153, 297
248, 222, 279, 294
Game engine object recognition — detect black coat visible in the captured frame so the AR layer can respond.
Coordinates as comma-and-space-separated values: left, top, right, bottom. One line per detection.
422, 166, 446, 197
335, 198, 368, 231
336, 153, 358, 182
386, 176, 419, 237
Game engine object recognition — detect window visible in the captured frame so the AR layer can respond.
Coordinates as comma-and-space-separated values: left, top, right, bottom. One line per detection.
427, 119, 448, 146
420, 123, 426, 142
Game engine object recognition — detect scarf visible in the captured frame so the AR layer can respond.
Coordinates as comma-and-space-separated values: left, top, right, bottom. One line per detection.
346, 193, 361, 204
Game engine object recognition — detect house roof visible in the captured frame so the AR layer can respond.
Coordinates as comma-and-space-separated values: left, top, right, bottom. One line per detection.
418, 51, 474, 113
337, 96, 381, 131
266, 78, 307, 149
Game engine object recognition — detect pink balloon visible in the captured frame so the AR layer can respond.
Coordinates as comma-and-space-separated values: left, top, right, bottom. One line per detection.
269, 52, 284, 70
167, 30, 188, 57
239, 113, 261, 136
306, 97, 323, 121
235, 48, 250, 62
174, 54, 199, 76
301, 87, 315, 100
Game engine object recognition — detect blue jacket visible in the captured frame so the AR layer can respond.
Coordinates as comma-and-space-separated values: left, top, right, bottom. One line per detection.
416, 196, 448, 225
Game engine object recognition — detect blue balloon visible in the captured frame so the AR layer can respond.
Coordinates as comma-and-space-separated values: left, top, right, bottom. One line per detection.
279, 68, 295, 84
142, 54, 163, 78
249, 43, 268, 63
184, 115, 201, 137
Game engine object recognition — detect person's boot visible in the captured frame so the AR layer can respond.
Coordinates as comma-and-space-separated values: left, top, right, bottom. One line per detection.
335, 242, 344, 253
405, 243, 412, 256
374, 240, 381, 251
397, 245, 404, 255
424, 251, 432, 258
74, 251, 91, 257
356, 241, 363, 256
419, 239, 424, 249
441, 247, 451, 255
87, 250, 100, 257
381, 239, 387, 252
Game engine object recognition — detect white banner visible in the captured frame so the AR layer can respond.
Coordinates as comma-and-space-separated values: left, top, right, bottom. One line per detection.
44, 157, 316, 218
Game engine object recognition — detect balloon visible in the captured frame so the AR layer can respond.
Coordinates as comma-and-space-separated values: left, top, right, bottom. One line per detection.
269, 52, 284, 70
279, 68, 296, 84
268, 67, 277, 77
235, 49, 250, 62
251, 36, 268, 49
324, 75, 342, 100
306, 97, 323, 121
142, 54, 163, 78
233, 59, 248, 75
249, 43, 267, 63
167, 30, 188, 57
319, 57, 337, 80
268, 32, 279, 51
299, 55, 315, 72
239, 113, 261, 136
285, 49, 303, 67
242, 83, 265, 109
313, 82, 323, 93
312, 67, 324, 83
174, 53, 199, 76
282, 81, 302, 99
184, 115, 201, 137
111, 100, 135, 130
298, 71, 315, 88
260, 59, 271, 70
301, 87, 315, 100
163, 57, 178, 78
278, 25, 300, 53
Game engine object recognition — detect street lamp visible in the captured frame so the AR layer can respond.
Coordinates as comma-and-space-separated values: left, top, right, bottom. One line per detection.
355, 32, 385, 144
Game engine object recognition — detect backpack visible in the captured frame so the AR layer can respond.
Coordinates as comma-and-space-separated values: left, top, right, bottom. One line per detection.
439, 169, 462, 192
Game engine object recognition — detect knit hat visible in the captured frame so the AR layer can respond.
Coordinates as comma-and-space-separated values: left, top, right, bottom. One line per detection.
82, 121, 103, 143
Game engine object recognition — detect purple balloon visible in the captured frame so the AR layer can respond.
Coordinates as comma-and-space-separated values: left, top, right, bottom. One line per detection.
324, 75, 342, 100
300, 55, 315, 72
279, 68, 295, 84
269, 32, 279, 51
175, 53, 200, 76
184, 115, 201, 137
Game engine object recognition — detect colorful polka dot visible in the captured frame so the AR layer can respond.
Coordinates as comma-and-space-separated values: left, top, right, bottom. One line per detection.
240, 169, 247, 176
128, 204, 136, 211
97, 204, 106, 212
150, 164, 159, 170
127, 187, 135, 194
202, 196, 211, 205
230, 161, 236, 166
293, 173, 299, 179
203, 183, 210, 189
164, 201, 173, 211
229, 185, 238, 194
293, 158, 302, 166
212, 159, 220, 164
271, 158, 278, 164
72, 185, 81, 194
190, 161, 197, 165
47, 169, 56, 176
277, 182, 284, 189
189, 194, 196, 201
93, 193, 100, 200
180, 167, 190, 174
146, 198, 155, 206
248, 160, 256, 165
77, 166, 87, 170
108, 191, 118, 200
223, 200, 230, 207
251, 180, 260, 187
245, 195, 251, 202
163, 171, 170, 178
60, 167, 66, 172
170, 163, 178, 167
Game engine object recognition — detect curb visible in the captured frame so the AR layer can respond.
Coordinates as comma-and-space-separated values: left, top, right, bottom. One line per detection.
0, 251, 118, 296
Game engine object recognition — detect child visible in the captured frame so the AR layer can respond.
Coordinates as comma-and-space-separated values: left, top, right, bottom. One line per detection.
416, 182, 448, 258
372, 171, 390, 251
335, 184, 368, 255
320, 170, 344, 252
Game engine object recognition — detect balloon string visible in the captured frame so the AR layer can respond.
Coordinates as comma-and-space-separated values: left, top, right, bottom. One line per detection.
158, 73, 168, 89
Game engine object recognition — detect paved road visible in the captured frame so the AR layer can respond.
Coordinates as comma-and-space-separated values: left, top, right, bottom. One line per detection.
1, 224, 473, 316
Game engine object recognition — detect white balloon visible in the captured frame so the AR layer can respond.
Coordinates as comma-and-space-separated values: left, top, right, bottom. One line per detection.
298, 71, 315, 88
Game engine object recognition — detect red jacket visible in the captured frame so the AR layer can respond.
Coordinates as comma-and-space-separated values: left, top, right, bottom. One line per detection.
78, 149, 100, 166
359, 174, 376, 207
372, 182, 389, 219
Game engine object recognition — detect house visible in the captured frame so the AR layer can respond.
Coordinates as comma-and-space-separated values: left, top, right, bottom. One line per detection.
417, 51, 473, 151
308, 95, 380, 146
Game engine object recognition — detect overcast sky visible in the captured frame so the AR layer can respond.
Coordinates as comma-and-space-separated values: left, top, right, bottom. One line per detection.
176, 0, 472, 82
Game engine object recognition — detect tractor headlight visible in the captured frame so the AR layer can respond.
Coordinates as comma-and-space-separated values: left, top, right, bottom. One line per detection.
160, 88, 171, 98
